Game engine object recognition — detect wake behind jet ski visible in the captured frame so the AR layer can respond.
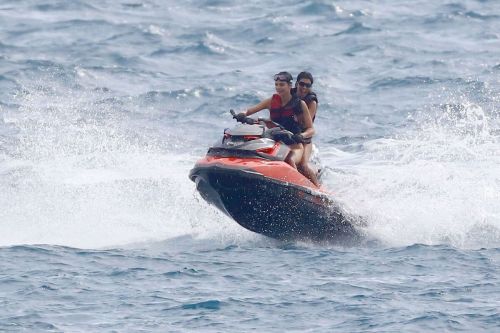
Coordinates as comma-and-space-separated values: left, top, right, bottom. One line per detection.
189, 111, 361, 243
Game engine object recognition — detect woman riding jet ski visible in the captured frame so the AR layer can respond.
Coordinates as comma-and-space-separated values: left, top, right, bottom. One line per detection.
189, 74, 361, 242
233, 71, 317, 184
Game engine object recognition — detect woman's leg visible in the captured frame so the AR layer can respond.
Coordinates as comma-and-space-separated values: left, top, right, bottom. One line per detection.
302, 143, 312, 164
298, 143, 320, 186
285, 143, 303, 169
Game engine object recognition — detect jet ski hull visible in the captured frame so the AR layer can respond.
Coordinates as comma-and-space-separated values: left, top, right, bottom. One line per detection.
190, 158, 360, 243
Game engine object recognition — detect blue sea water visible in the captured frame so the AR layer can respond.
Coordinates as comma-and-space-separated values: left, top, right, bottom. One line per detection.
0, 0, 499, 331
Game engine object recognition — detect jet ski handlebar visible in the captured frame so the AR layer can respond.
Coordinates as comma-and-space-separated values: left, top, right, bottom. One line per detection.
229, 110, 299, 145
230, 109, 284, 129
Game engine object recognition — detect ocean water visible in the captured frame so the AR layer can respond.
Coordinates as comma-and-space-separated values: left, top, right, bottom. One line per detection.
0, 0, 499, 331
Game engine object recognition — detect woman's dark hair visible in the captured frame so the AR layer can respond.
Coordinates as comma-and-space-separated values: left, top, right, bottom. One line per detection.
296, 71, 314, 85
274, 71, 293, 83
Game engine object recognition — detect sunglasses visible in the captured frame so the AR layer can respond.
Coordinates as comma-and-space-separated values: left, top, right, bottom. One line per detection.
298, 81, 312, 88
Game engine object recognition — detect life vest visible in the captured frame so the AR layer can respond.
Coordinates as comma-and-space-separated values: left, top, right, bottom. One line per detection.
303, 91, 318, 105
270, 94, 303, 134
291, 88, 318, 122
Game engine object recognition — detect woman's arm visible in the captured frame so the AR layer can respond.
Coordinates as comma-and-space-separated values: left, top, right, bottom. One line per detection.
298, 100, 315, 138
245, 98, 271, 116
307, 101, 317, 120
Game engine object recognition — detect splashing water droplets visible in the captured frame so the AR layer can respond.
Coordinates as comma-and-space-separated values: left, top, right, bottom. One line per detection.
0, 73, 246, 248
324, 97, 500, 248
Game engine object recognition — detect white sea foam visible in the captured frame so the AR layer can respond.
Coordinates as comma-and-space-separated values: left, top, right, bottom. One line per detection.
323, 102, 500, 248
0, 78, 252, 248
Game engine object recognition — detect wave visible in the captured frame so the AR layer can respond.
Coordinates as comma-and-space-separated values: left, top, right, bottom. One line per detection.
369, 77, 489, 91
151, 32, 237, 57
301, 2, 341, 15
301, 2, 367, 18
334, 22, 379, 36
425, 6, 500, 25
33, 1, 98, 12
463, 11, 500, 20
369, 76, 438, 89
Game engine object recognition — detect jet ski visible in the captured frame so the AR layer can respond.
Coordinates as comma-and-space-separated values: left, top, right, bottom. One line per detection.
189, 110, 360, 243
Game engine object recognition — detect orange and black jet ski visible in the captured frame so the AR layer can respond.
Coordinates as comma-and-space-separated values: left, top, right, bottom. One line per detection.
189, 111, 360, 243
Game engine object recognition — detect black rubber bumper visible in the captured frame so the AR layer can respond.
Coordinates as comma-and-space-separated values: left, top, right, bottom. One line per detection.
190, 165, 360, 243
